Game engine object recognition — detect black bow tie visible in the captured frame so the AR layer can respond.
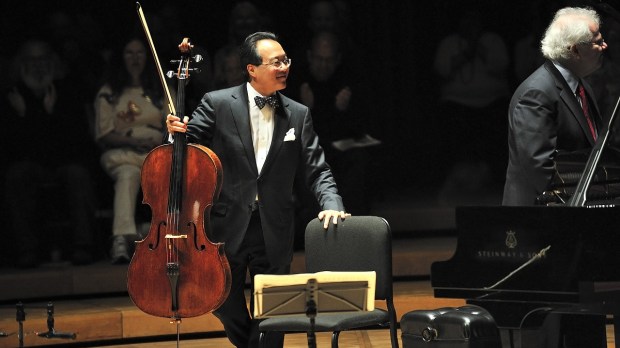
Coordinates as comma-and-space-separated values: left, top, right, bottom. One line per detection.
255, 95, 279, 109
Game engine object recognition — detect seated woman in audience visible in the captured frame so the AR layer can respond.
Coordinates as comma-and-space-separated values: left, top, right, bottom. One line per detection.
94, 35, 168, 264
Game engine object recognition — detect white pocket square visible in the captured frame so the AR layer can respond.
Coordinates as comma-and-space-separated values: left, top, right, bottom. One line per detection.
284, 128, 296, 141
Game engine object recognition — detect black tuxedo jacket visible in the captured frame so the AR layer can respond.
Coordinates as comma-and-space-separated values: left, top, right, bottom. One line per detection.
186, 83, 343, 265
503, 60, 602, 206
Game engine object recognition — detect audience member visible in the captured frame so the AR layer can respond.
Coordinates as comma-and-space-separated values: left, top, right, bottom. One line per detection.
433, 8, 511, 205
2, 39, 97, 268
212, 2, 264, 91
212, 44, 245, 90
307, 0, 340, 35
288, 31, 375, 216
288, 0, 358, 72
94, 35, 168, 264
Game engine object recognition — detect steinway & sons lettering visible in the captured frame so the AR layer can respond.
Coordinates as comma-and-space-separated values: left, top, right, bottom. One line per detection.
475, 230, 537, 260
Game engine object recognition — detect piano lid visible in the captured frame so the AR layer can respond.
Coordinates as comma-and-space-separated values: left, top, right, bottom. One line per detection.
535, 93, 620, 206
566, 95, 620, 206
431, 206, 620, 303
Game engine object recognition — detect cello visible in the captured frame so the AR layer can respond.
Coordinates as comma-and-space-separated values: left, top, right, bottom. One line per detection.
127, 3, 231, 322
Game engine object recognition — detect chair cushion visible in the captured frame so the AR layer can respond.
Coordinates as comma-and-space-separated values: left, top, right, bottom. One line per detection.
259, 308, 389, 332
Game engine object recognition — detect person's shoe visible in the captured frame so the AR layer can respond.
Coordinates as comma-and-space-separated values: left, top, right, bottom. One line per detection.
110, 236, 130, 264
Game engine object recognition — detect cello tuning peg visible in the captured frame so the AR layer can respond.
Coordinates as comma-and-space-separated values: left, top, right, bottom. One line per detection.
166, 71, 176, 78
193, 54, 203, 63
190, 67, 202, 74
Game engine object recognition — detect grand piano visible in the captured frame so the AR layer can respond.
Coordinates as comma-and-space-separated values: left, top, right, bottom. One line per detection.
432, 24, 620, 345
431, 206, 620, 346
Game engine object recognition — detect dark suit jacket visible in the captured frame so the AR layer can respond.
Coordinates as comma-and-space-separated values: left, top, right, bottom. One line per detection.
186, 83, 344, 265
503, 60, 602, 206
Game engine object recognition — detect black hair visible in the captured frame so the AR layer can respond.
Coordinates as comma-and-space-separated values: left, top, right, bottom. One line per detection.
239, 31, 278, 81
100, 35, 163, 109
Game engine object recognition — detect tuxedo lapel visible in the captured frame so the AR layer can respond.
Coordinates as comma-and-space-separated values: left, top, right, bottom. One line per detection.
560, 86, 592, 142
546, 62, 596, 145
230, 85, 259, 176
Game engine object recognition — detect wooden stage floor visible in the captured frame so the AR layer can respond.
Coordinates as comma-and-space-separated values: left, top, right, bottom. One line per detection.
0, 222, 460, 347
88, 328, 617, 348
89, 330, 404, 347
0, 280, 463, 348
0, 280, 617, 348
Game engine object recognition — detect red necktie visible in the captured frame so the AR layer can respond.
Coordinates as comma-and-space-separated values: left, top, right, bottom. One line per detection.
577, 83, 597, 141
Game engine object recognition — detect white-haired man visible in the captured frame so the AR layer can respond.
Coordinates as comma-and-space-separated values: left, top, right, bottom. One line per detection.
502, 6, 607, 348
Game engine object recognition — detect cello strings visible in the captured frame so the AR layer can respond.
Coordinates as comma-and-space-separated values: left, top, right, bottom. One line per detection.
169, 59, 189, 265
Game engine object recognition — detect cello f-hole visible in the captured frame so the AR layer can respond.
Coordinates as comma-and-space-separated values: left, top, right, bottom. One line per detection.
148, 221, 165, 250
187, 222, 206, 251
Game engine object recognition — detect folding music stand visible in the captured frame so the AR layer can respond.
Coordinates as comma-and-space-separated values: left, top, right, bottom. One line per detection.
254, 271, 376, 348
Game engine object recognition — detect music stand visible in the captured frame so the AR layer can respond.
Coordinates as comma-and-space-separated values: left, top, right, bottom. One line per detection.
254, 271, 376, 348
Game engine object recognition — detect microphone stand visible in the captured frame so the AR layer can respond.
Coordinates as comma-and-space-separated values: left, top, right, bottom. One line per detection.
16, 302, 24, 348
35, 302, 77, 340
305, 279, 318, 348
2, 302, 77, 347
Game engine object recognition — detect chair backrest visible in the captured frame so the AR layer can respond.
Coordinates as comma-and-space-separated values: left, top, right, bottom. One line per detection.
304, 216, 393, 300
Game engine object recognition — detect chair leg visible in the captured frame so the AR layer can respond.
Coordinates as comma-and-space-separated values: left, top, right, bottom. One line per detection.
259, 331, 266, 348
331, 331, 340, 348
388, 300, 400, 348
390, 324, 399, 348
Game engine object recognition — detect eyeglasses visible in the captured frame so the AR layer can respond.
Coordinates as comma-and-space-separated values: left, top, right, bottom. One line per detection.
259, 57, 292, 69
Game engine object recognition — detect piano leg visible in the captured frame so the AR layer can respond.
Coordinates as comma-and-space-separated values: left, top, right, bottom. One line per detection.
614, 315, 620, 348
499, 313, 608, 348
498, 317, 559, 348
559, 314, 607, 348
518, 313, 560, 348
499, 328, 529, 348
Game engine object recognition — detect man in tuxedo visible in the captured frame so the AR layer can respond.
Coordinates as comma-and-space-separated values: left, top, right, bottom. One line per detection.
503, 7, 606, 206
502, 7, 607, 348
167, 31, 348, 347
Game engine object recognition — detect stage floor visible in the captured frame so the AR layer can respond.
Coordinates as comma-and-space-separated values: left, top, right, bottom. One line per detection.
90, 329, 403, 347
88, 328, 617, 348
1, 280, 616, 348
0, 280, 465, 348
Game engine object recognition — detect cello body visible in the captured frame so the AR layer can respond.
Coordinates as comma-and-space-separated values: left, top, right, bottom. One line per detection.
127, 5, 231, 320
127, 142, 231, 318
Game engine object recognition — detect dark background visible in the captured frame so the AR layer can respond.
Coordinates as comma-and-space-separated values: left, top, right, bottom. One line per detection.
0, 0, 616, 197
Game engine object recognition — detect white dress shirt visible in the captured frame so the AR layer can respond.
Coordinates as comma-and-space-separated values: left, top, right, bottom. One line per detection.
246, 83, 275, 174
